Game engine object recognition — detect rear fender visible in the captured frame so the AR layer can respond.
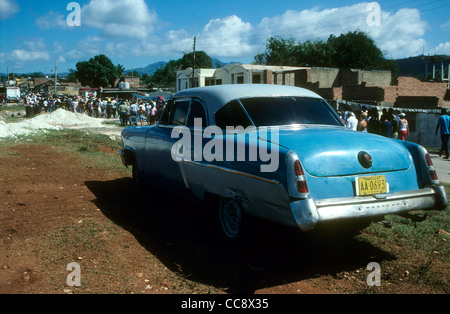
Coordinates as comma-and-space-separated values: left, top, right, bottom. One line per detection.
398, 141, 439, 186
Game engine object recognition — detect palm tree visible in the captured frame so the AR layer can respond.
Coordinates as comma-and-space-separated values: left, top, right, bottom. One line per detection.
116, 64, 125, 78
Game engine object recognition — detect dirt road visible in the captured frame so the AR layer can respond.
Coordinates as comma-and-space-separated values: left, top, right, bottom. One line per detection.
0, 140, 448, 295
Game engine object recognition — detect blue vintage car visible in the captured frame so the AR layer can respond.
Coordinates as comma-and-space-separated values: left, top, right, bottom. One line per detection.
119, 84, 448, 243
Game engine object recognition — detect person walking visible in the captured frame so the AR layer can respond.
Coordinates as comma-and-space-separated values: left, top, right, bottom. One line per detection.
119, 101, 129, 126
435, 108, 450, 159
398, 113, 409, 141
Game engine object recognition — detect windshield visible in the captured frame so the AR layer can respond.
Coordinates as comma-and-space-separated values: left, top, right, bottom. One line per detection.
239, 96, 343, 127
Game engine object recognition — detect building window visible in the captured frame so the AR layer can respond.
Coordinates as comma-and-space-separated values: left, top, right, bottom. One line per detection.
252, 74, 261, 84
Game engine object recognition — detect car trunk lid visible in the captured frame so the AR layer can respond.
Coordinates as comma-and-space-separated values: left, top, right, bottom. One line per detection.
259, 126, 412, 177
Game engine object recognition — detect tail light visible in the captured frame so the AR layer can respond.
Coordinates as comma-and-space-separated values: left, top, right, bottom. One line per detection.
294, 160, 309, 194
425, 153, 439, 181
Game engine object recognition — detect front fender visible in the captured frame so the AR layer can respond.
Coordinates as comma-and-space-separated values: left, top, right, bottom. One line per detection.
119, 147, 136, 167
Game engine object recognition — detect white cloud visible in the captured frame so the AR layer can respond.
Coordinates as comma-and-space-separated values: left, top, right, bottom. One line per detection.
81, 0, 158, 39
65, 36, 103, 62
36, 11, 68, 30
9, 39, 50, 63
441, 20, 450, 30
429, 42, 450, 55
254, 3, 428, 59
196, 15, 255, 57
11, 50, 50, 63
0, 0, 19, 20
159, 2, 430, 61
371, 8, 428, 58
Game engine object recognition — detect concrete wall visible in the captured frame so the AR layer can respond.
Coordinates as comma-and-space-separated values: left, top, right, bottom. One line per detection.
339, 68, 391, 87
308, 68, 341, 88
407, 112, 442, 148
361, 70, 392, 86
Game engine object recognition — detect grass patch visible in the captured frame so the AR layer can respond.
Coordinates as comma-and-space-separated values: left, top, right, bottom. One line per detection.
0, 129, 128, 174
357, 184, 450, 292
0, 104, 25, 112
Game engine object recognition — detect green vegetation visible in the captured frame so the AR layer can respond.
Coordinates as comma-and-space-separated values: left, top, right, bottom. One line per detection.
75, 54, 118, 88
145, 51, 213, 89
356, 183, 450, 292
254, 31, 398, 81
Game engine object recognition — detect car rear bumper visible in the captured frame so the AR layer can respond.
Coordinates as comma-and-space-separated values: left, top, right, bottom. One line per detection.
290, 186, 448, 231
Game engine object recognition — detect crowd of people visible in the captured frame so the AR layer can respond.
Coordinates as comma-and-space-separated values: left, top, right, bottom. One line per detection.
342, 105, 450, 159
20, 91, 167, 126
10, 91, 450, 158
341, 106, 409, 140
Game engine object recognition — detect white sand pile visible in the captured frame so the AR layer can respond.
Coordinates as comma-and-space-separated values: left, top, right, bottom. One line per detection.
0, 109, 109, 138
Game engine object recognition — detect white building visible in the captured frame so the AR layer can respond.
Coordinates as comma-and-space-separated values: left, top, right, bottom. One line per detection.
176, 63, 307, 92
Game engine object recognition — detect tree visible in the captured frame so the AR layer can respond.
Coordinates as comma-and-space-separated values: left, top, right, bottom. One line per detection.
254, 37, 298, 66
180, 51, 213, 70
328, 31, 384, 70
146, 51, 214, 89
147, 59, 182, 89
116, 64, 125, 77
254, 31, 397, 74
75, 54, 118, 88
62, 69, 78, 83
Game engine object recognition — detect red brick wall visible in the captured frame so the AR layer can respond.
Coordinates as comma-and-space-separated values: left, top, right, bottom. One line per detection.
396, 77, 447, 100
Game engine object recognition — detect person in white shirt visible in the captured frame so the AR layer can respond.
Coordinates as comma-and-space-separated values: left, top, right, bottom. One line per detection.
346, 112, 358, 131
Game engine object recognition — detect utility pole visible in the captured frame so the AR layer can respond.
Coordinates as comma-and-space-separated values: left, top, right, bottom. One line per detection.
54, 60, 58, 96
192, 37, 196, 88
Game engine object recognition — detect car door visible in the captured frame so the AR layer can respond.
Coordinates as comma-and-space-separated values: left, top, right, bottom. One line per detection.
145, 98, 190, 191
177, 98, 211, 199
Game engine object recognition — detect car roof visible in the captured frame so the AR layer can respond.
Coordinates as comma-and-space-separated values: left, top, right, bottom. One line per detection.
173, 84, 323, 115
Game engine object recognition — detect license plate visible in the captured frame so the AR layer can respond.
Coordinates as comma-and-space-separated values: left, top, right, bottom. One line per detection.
355, 175, 388, 196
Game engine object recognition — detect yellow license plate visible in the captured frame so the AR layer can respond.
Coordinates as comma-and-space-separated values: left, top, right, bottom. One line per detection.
355, 175, 388, 196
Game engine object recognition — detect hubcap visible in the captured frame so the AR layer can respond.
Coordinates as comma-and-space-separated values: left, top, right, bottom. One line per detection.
220, 199, 242, 239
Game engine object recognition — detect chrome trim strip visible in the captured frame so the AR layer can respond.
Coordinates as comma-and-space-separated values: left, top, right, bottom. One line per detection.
183, 160, 280, 185
178, 161, 191, 189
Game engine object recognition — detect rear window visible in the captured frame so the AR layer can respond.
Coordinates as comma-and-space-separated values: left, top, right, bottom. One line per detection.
215, 100, 253, 129
239, 97, 342, 127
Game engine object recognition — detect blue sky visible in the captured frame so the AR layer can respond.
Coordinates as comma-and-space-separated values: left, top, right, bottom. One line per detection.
1, 0, 449, 74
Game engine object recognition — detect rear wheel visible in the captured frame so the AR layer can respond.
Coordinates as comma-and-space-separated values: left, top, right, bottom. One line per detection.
216, 198, 248, 245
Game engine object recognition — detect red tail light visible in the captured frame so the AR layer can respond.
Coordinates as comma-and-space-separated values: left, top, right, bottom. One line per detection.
294, 160, 304, 176
425, 153, 433, 166
425, 153, 439, 181
294, 160, 309, 194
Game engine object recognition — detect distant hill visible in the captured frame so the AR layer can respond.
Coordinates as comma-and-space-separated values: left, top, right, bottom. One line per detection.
394, 55, 450, 79
125, 61, 168, 76
124, 58, 237, 76
395, 56, 426, 77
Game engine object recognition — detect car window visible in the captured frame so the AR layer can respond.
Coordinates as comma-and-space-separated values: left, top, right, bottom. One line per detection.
187, 99, 207, 127
215, 100, 253, 129
158, 100, 172, 125
239, 97, 342, 127
170, 100, 190, 126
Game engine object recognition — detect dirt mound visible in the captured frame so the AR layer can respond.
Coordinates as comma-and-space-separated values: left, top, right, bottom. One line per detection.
0, 109, 109, 138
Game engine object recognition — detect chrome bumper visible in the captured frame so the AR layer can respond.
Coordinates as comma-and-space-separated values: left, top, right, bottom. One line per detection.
291, 186, 448, 231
